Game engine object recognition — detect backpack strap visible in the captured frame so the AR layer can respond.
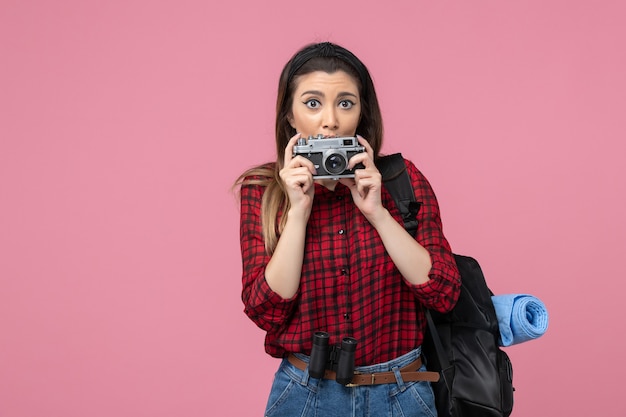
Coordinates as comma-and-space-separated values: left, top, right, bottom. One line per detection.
378, 153, 453, 392
426, 307, 453, 390
377, 153, 421, 238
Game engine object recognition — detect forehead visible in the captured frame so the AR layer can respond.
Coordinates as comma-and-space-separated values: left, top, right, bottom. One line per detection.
293, 70, 360, 95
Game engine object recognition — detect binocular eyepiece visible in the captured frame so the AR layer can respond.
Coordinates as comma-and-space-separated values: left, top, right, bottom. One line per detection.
308, 331, 330, 379
308, 331, 358, 386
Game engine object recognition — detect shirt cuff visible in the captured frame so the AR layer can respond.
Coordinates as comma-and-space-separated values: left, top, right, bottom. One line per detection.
256, 274, 299, 304
408, 257, 460, 309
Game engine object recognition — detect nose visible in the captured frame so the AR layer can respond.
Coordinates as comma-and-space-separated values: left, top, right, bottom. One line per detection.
321, 107, 339, 133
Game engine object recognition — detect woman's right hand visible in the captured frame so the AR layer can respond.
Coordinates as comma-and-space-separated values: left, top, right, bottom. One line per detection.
280, 133, 316, 217
264, 133, 314, 299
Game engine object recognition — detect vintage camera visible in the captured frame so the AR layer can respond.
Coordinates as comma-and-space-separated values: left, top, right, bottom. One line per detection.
293, 135, 365, 179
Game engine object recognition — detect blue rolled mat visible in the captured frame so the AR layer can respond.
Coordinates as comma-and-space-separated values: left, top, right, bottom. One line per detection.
491, 294, 549, 347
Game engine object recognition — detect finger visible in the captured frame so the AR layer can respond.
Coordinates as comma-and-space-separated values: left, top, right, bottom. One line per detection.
290, 155, 317, 174
354, 171, 381, 195
348, 150, 376, 171
282, 165, 316, 188
281, 165, 314, 184
283, 133, 302, 167
287, 171, 313, 194
356, 135, 375, 158
285, 173, 313, 191
356, 179, 371, 199
354, 166, 381, 181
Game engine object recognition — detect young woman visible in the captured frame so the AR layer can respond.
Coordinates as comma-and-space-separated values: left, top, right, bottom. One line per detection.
236, 42, 460, 417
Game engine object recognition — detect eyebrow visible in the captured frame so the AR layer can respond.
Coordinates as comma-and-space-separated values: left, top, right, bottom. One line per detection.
300, 90, 359, 99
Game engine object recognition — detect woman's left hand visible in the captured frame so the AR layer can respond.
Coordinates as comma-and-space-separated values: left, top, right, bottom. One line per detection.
339, 135, 386, 222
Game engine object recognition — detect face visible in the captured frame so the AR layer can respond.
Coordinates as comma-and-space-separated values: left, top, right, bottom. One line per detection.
288, 70, 361, 138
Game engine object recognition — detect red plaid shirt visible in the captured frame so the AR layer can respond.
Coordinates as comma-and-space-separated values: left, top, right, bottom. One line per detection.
240, 158, 460, 366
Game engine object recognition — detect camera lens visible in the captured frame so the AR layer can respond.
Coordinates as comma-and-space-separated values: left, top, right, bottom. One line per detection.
324, 153, 347, 175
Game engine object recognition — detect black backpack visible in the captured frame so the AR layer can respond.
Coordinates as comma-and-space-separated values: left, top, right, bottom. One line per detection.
378, 153, 514, 417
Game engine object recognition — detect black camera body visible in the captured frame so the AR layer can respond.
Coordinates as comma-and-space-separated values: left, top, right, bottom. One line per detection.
293, 135, 365, 179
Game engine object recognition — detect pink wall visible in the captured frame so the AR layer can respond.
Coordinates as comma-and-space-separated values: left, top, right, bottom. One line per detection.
1, 1, 624, 416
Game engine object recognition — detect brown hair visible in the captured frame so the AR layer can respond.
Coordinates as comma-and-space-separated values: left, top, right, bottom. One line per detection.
236, 42, 384, 254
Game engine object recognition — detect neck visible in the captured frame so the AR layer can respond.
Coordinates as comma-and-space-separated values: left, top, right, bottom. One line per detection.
316, 178, 339, 191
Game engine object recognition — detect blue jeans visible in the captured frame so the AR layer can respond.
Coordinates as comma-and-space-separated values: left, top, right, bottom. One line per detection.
264, 347, 437, 417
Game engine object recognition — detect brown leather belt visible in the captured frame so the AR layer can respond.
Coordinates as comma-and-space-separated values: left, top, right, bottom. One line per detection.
287, 354, 440, 387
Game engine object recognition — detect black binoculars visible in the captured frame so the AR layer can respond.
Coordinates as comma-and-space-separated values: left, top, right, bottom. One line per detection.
309, 331, 357, 386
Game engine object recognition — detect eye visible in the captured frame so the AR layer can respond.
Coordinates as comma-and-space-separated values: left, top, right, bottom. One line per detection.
339, 100, 355, 109
304, 99, 321, 109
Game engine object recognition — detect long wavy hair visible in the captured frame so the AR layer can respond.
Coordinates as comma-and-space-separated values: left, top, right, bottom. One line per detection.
235, 42, 384, 254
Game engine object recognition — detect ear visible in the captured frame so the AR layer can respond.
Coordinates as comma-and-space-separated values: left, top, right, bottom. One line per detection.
287, 113, 295, 129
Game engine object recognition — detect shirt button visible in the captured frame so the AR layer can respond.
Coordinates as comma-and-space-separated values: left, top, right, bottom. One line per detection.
341, 269, 348, 275
338, 229, 345, 235
343, 313, 351, 320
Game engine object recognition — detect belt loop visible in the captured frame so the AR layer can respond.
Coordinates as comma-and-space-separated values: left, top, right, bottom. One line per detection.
300, 364, 310, 387
392, 366, 407, 392
300, 364, 311, 386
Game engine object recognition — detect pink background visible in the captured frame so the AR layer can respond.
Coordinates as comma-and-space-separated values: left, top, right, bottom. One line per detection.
1, 1, 624, 416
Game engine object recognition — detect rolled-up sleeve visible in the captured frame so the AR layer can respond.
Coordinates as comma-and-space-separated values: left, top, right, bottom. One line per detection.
404, 161, 461, 313
239, 181, 298, 331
